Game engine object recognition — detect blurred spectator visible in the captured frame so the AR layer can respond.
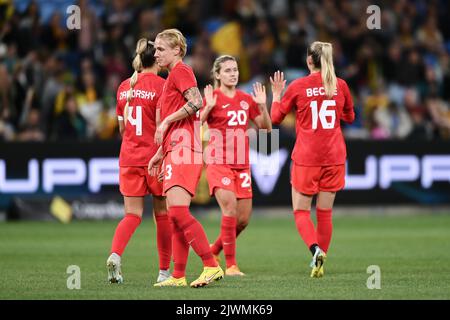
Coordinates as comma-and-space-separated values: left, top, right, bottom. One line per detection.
0, 0, 449, 142
16, 108, 45, 141
52, 95, 87, 140
374, 102, 413, 139
426, 89, 450, 140
76, 70, 102, 138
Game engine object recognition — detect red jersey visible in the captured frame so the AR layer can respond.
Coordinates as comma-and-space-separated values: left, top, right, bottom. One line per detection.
205, 89, 261, 169
272, 72, 354, 166
116, 72, 165, 166
158, 61, 201, 154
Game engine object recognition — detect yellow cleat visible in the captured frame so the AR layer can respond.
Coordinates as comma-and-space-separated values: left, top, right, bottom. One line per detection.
153, 276, 187, 287
225, 265, 245, 276
190, 266, 224, 288
310, 248, 327, 278
317, 265, 324, 277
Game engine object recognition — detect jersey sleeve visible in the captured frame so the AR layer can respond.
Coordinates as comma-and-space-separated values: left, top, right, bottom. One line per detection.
116, 84, 125, 121
173, 65, 198, 94
155, 79, 165, 111
271, 81, 298, 124
341, 81, 355, 123
280, 82, 299, 114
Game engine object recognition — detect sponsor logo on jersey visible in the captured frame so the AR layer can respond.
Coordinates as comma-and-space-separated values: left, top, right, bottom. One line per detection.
222, 104, 230, 109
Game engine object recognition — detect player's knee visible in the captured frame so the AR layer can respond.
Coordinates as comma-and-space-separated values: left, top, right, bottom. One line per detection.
153, 196, 167, 214
237, 218, 249, 230
222, 203, 237, 216
219, 196, 237, 216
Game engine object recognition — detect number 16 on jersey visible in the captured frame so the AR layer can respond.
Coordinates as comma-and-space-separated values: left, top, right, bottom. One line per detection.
310, 100, 336, 129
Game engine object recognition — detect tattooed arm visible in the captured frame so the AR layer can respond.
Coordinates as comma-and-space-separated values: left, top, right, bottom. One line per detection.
154, 87, 203, 145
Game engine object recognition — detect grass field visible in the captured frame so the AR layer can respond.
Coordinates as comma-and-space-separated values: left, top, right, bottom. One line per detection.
1, 212, 450, 300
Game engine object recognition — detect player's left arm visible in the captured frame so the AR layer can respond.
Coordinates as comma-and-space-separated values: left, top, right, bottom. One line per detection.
116, 86, 125, 136
118, 119, 125, 136
165, 86, 202, 123
154, 87, 203, 145
156, 107, 161, 127
341, 81, 355, 123
251, 82, 272, 132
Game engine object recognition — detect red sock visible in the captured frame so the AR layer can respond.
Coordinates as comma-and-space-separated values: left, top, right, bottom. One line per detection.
155, 214, 172, 270
210, 235, 222, 256
221, 216, 237, 268
170, 206, 217, 268
316, 207, 333, 253
110, 213, 141, 256
211, 221, 246, 255
293, 210, 317, 249
170, 217, 189, 279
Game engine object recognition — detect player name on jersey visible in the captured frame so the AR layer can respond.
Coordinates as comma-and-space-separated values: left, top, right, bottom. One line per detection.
306, 87, 338, 97
119, 89, 157, 101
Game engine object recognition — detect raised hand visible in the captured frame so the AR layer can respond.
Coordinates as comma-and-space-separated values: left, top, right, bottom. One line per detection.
203, 84, 217, 109
251, 82, 267, 105
270, 70, 286, 101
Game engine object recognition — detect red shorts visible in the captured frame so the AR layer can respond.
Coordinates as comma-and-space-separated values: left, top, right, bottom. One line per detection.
206, 164, 252, 199
119, 166, 163, 197
162, 149, 203, 197
291, 163, 345, 195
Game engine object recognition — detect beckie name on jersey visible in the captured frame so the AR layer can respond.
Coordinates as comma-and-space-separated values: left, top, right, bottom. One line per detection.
306, 87, 338, 97
119, 89, 156, 101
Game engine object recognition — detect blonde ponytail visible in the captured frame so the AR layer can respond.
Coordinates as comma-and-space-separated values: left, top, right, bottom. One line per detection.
308, 41, 337, 99
124, 38, 149, 125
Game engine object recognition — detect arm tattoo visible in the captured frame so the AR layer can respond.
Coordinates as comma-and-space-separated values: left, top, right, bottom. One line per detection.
183, 87, 203, 114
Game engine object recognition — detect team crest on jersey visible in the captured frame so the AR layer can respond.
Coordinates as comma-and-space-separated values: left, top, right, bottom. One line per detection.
240, 101, 249, 110
221, 177, 231, 186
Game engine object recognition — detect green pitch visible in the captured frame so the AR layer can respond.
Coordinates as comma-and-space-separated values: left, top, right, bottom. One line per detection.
1, 212, 450, 299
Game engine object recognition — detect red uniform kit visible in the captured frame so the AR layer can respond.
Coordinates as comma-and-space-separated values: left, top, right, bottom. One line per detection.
116, 72, 165, 196
158, 61, 203, 196
204, 89, 261, 199
274, 72, 354, 194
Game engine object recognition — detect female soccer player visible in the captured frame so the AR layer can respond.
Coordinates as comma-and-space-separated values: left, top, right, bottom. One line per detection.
148, 29, 224, 288
107, 38, 172, 284
200, 55, 271, 276
270, 41, 354, 278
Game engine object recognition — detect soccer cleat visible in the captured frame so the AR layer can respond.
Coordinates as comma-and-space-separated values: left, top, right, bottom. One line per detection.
210, 244, 221, 264
310, 247, 326, 278
225, 265, 245, 276
106, 253, 123, 284
153, 276, 187, 287
157, 269, 171, 283
190, 266, 224, 288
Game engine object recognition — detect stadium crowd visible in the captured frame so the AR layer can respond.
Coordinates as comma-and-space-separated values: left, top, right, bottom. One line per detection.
0, 0, 449, 142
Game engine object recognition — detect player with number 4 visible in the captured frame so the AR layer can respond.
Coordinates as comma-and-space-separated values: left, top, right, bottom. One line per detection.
270, 42, 354, 278
107, 38, 172, 285
200, 55, 271, 276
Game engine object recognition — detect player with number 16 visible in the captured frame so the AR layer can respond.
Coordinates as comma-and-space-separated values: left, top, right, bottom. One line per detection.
270, 41, 354, 278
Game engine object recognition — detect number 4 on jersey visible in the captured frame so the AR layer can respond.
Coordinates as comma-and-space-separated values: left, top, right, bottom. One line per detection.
127, 106, 142, 136
310, 100, 336, 129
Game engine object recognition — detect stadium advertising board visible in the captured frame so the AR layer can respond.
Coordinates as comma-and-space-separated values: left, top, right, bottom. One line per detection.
1, 140, 449, 219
